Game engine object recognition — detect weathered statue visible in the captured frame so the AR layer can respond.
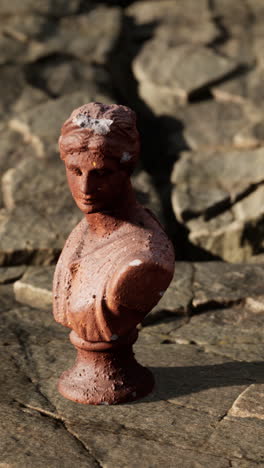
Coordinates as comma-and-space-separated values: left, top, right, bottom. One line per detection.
53, 102, 175, 404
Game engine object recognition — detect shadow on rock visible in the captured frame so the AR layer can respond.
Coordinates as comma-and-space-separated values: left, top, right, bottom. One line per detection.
146, 361, 264, 403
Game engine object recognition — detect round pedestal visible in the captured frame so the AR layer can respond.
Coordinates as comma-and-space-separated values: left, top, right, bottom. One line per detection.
58, 331, 154, 405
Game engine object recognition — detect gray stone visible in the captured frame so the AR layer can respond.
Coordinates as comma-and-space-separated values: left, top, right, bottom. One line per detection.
0, 206, 64, 266
134, 43, 239, 107
0, 405, 98, 468
145, 262, 193, 323
14, 266, 54, 310
0, 284, 17, 311
0, 15, 57, 65
204, 416, 264, 463
0, 157, 82, 265
127, 0, 212, 27
186, 185, 264, 262
211, 0, 254, 37
0, 266, 26, 284
0, 0, 81, 16
0, 7, 121, 66
31, 59, 110, 97
9, 91, 113, 158
53, 7, 122, 65
132, 169, 164, 224
169, 304, 264, 360
127, 0, 218, 45
168, 100, 257, 152
1, 273, 264, 467
171, 147, 264, 222
0, 65, 47, 120
212, 67, 264, 108
0, 126, 39, 209
229, 384, 264, 420
191, 262, 264, 309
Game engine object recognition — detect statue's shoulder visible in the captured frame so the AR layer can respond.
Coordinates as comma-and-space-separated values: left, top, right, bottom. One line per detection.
127, 207, 175, 272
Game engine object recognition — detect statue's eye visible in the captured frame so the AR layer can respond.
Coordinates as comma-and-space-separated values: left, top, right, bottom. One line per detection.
69, 166, 82, 176
94, 169, 112, 177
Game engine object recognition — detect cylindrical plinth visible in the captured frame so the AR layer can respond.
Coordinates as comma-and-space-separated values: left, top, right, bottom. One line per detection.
58, 330, 154, 405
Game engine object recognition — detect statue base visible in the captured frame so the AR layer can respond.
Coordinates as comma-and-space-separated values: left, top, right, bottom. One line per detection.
58, 330, 154, 405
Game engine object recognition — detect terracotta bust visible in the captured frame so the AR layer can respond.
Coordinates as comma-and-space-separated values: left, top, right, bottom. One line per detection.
53, 102, 175, 405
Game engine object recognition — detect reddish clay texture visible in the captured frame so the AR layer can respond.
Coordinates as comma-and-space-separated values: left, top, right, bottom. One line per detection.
53, 102, 175, 405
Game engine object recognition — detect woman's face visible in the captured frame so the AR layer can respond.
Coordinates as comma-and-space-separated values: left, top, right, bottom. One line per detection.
64, 150, 129, 214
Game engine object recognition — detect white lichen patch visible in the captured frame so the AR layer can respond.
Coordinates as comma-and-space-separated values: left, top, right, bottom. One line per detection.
159, 291, 165, 296
110, 334, 118, 341
73, 113, 113, 135
121, 152, 132, 163
129, 259, 142, 266
100, 401, 109, 405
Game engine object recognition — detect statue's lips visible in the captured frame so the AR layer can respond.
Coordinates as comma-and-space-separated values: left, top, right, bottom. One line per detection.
79, 197, 99, 204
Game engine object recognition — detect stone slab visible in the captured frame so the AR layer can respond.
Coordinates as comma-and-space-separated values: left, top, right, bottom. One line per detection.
0, 0, 81, 16
127, 0, 218, 46
229, 383, 264, 420
134, 43, 239, 105
0, 266, 26, 284
186, 185, 264, 262
9, 91, 113, 158
14, 266, 54, 310
1, 269, 264, 467
171, 147, 264, 222
169, 100, 257, 152
204, 416, 264, 464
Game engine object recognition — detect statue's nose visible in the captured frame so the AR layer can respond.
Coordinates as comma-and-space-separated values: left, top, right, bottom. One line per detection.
80, 173, 95, 194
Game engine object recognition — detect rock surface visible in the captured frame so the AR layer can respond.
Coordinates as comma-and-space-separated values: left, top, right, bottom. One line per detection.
1, 261, 264, 466
14, 266, 55, 310
1, 0, 264, 465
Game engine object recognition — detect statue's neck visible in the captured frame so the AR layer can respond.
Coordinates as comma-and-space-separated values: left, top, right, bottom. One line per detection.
85, 184, 138, 238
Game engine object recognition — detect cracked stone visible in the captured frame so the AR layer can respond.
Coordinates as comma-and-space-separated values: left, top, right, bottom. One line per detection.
0, 206, 63, 265
0, 15, 58, 65
0, 284, 18, 311
191, 262, 264, 309
0, 0, 81, 16
229, 384, 264, 420
132, 169, 164, 225
134, 42, 239, 107
0, 265, 26, 284
0, 6, 121, 66
0, 157, 82, 265
15, 329, 228, 450
127, 0, 212, 26
29, 58, 110, 98
211, 0, 255, 38
144, 262, 193, 323
168, 100, 258, 153
1, 293, 263, 466
0, 126, 36, 208
212, 67, 264, 109
127, 0, 218, 45
52, 7, 122, 65
171, 147, 264, 222
186, 184, 264, 262
9, 91, 113, 158
14, 266, 54, 310
170, 304, 264, 362
204, 416, 264, 464
65, 424, 231, 468
0, 65, 47, 121
0, 405, 98, 468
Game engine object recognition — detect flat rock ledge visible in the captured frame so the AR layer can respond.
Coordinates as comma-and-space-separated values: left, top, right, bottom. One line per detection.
1, 260, 264, 467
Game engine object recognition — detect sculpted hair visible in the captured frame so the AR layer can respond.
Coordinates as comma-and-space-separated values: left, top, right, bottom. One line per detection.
59, 102, 140, 172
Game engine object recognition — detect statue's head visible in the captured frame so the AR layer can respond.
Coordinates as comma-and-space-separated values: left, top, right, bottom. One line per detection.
59, 102, 140, 214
